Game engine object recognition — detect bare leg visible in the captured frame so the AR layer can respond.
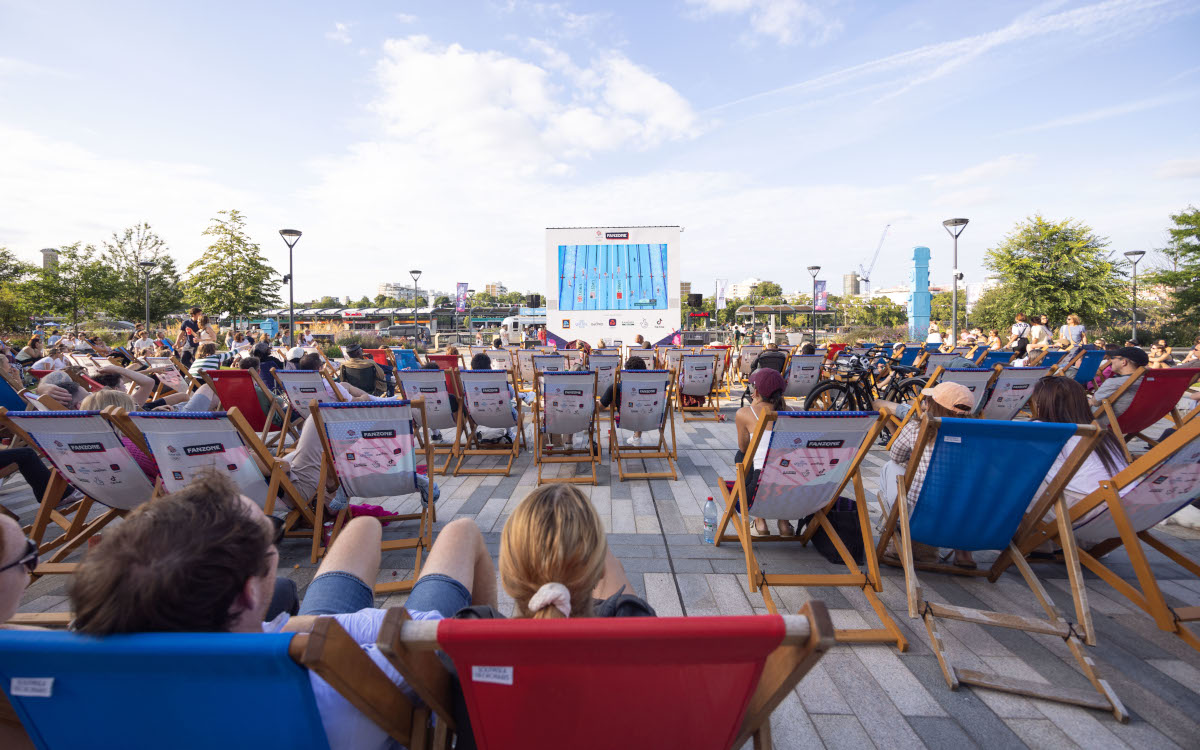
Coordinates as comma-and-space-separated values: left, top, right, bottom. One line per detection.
592, 545, 633, 601
316, 516, 382, 583
418, 517, 498, 608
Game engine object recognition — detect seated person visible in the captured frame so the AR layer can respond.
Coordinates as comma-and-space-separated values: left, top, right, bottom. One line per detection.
733, 369, 791, 537
492, 337, 504, 349
0, 448, 76, 511
297, 352, 374, 402
1179, 336, 1200, 366
252, 342, 285, 392
1010, 339, 1031, 367
338, 345, 387, 396
599, 355, 649, 447
1089, 346, 1149, 421
188, 342, 230, 378
750, 342, 787, 375
877, 382, 977, 567
285, 345, 306, 371
986, 329, 1002, 350
1148, 339, 1173, 369
36, 370, 87, 408
16, 337, 43, 365
30, 345, 70, 371
470, 352, 491, 370
1087, 344, 1122, 389
67, 472, 474, 750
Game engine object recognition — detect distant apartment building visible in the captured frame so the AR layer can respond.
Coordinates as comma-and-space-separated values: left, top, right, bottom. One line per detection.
679, 281, 691, 299
728, 277, 761, 299
40, 247, 59, 270
484, 282, 508, 297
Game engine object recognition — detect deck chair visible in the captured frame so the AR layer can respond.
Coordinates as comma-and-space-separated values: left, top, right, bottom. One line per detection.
484, 348, 513, 372
273, 369, 345, 452
532, 354, 567, 379
781, 354, 824, 407
608, 369, 677, 481
896, 345, 924, 367
885, 366, 1000, 447
737, 345, 764, 383
590, 353, 621, 399
144, 355, 198, 397
874, 416, 1126, 720
454, 369, 526, 477
311, 399, 435, 591
534, 371, 600, 484
388, 346, 423, 373
714, 411, 908, 649
979, 350, 1013, 369
0, 409, 154, 568
709, 345, 733, 396
1067, 348, 1106, 388
625, 350, 653, 370
396, 368, 463, 475
0, 617, 432, 750
979, 366, 1051, 420
676, 353, 721, 421
19, 390, 63, 412
662, 347, 690, 373
1093, 367, 1199, 462
514, 349, 537, 392
1030, 349, 1069, 369
202, 368, 296, 451
921, 352, 963, 372
1011, 417, 1200, 651
0, 374, 25, 413
374, 606, 834, 750
561, 349, 585, 369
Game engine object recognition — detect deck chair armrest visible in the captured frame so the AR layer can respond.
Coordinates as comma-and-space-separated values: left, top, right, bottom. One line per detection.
291, 617, 417, 745
377, 608, 457, 729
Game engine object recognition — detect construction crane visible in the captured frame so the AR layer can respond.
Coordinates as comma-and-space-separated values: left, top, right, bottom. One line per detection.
857, 224, 890, 297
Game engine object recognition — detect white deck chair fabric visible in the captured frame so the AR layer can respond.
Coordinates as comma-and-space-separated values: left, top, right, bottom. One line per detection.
616, 370, 672, 433
626, 351, 653, 370
561, 350, 584, 368
783, 355, 825, 399
516, 350, 536, 385
144, 357, 188, 393
487, 349, 513, 372
274, 370, 337, 419
460, 370, 519, 430
590, 354, 621, 396
396, 370, 458, 432
749, 413, 877, 520
679, 354, 717, 397
739, 346, 764, 376
980, 367, 1049, 420
540, 372, 596, 435
127, 412, 270, 507
532, 355, 567, 376
315, 401, 418, 499
924, 353, 961, 371
7, 411, 153, 509
664, 349, 689, 372
936, 369, 995, 414
1073, 433, 1200, 545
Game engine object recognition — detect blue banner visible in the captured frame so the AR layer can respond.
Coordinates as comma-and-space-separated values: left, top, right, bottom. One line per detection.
815, 280, 827, 311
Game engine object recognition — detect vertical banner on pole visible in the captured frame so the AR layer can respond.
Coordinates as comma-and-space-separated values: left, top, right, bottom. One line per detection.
716, 279, 727, 311
456, 283, 468, 313
814, 280, 827, 311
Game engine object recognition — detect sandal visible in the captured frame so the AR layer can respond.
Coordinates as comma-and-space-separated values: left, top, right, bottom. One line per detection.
750, 520, 770, 537
777, 520, 796, 537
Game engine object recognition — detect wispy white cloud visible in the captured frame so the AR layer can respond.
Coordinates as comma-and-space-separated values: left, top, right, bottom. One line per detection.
684, 0, 841, 46
395, 13, 418, 24
919, 154, 1036, 190
1155, 158, 1200, 180
1009, 91, 1194, 134
325, 22, 353, 45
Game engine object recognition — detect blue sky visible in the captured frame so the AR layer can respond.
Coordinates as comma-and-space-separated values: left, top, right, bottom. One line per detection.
1, 0, 1197, 301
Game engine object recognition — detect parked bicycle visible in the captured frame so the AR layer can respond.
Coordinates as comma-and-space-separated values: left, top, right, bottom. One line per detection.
803, 347, 926, 441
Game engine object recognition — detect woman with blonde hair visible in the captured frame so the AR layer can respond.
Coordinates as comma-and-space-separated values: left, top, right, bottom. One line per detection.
1057, 313, 1087, 348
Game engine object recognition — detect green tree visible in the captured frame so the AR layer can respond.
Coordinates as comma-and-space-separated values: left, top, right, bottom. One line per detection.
968, 287, 1017, 333
1146, 206, 1200, 329
101, 222, 184, 326
756, 280, 782, 298
434, 295, 451, 307
0, 248, 34, 332
930, 292, 968, 330
982, 215, 1125, 328
184, 210, 282, 326
374, 294, 388, 307
355, 296, 372, 308
28, 243, 119, 330
313, 295, 342, 308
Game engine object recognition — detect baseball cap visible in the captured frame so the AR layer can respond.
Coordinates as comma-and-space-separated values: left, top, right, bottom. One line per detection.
287, 346, 305, 360
748, 368, 785, 398
1113, 346, 1149, 368
920, 382, 975, 414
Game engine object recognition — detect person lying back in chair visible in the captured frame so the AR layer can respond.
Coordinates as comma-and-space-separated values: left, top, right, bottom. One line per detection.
1089, 346, 1148, 421
338, 345, 388, 396
68, 471, 487, 750
750, 342, 787, 374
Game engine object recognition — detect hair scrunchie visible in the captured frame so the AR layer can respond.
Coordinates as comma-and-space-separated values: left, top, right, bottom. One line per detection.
527, 582, 572, 618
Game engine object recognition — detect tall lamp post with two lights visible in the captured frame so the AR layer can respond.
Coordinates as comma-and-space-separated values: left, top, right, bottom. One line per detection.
942, 217, 969, 345
1125, 250, 1146, 345
138, 260, 157, 333
807, 265, 821, 345
410, 270, 422, 332
279, 229, 302, 346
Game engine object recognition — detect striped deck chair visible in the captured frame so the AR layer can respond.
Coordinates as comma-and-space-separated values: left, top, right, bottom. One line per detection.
1013, 417, 1200, 652
0, 618, 432, 749
273, 369, 345, 451
0, 409, 154, 569
311, 400, 435, 592
454, 369, 526, 477
144, 355, 198, 397
979, 349, 1014, 369
396, 368, 463, 475
737, 345, 764, 383
782, 354, 824, 407
676, 353, 721, 422
203, 369, 295, 451
608, 370, 677, 481
1066, 348, 1106, 388
590, 353, 621, 422
1093, 367, 1199, 462
387, 346, 423, 373
534, 371, 600, 485
979, 367, 1050, 420
374, 606, 834, 750
714, 411, 908, 649
886, 366, 1001, 447
875, 416, 1126, 719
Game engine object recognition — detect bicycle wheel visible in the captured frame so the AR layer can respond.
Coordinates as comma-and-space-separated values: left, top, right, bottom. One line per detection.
804, 381, 858, 412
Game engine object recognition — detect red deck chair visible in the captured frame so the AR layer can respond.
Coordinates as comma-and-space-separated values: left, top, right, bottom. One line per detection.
377, 606, 834, 750
427, 354, 464, 397
1093, 367, 1199, 461
362, 348, 391, 367
202, 369, 293, 450
825, 343, 847, 361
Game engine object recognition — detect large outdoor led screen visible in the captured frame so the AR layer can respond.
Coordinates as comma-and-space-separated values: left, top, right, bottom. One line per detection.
557, 243, 668, 311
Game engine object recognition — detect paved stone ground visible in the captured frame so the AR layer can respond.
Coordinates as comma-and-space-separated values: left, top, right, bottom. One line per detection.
8, 397, 1200, 749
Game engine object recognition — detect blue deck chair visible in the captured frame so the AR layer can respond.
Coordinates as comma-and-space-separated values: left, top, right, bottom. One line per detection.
0, 618, 426, 749
979, 350, 1013, 369
713, 411, 908, 650
875, 416, 1127, 720
388, 346, 422, 373
897, 346, 924, 367
1069, 349, 1106, 387
1032, 349, 1068, 370
0, 375, 28, 412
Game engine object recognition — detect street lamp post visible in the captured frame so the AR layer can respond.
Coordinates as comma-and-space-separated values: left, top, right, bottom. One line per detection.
1125, 250, 1146, 344
409, 270, 422, 332
138, 260, 157, 333
279, 229, 302, 346
942, 218, 969, 346
807, 265, 820, 345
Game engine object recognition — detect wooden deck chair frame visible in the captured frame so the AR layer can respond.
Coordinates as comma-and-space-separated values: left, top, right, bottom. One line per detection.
272, 367, 345, 455
310, 399, 436, 591
1061, 348, 1107, 387
607, 369, 678, 481
202, 367, 299, 452
395, 369, 464, 476
375, 605, 835, 750
708, 345, 734, 397
1005, 416, 1200, 652
676, 352, 721, 422
1093, 366, 1199, 462
736, 345, 764, 384
714, 410, 908, 650
534, 370, 600, 485
145, 355, 200, 399
453, 369, 526, 477
884, 365, 1002, 449
874, 415, 1127, 721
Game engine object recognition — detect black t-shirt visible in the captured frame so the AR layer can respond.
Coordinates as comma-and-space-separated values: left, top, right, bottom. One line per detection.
180, 320, 199, 347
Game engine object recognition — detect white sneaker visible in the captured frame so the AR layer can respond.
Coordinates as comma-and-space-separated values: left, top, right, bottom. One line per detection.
625, 435, 641, 447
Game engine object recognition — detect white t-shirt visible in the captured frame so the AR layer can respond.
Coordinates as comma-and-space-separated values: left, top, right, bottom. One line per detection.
302, 332, 315, 345
1031, 433, 1130, 517
263, 607, 442, 750
926, 331, 942, 344
1010, 322, 1031, 341
133, 337, 155, 352
31, 356, 66, 370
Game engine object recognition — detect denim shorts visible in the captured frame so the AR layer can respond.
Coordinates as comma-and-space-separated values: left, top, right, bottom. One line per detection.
404, 573, 472, 618
299, 571, 375, 616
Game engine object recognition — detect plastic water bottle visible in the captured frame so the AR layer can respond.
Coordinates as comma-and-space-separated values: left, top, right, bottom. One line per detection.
703, 497, 718, 544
